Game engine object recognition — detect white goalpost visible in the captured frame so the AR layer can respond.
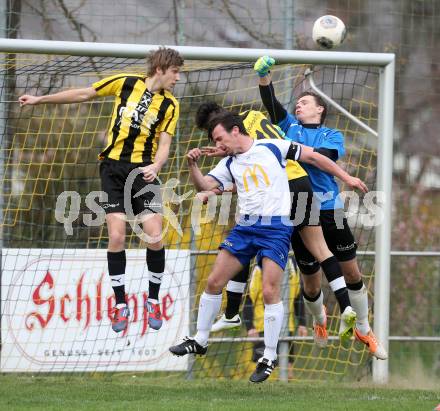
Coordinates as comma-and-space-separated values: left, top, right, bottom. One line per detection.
0, 39, 395, 383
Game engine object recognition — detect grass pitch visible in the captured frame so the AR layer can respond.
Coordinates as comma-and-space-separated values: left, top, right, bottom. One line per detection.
0, 374, 438, 411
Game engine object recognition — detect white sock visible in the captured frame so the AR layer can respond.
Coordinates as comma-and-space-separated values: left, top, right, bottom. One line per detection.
303, 290, 325, 324
110, 273, 125, 287
348, 285, 370, 335
263, 301, 284, 361
226, 280, 246, 293
194, 292, 222, 346
329, 276, 347, 292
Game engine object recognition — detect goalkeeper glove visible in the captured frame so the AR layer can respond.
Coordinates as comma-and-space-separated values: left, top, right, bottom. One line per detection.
254, 56, 275, 77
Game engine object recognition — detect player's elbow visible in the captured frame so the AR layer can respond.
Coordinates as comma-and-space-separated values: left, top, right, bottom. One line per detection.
78, 88, 97, 102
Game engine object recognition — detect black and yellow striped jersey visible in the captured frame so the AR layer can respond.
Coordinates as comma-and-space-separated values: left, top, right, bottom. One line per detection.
93, 73, 179, 163
240, 110, 307, 180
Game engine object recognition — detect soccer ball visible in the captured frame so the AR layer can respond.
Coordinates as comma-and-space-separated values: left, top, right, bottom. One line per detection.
312, 15, 347, 49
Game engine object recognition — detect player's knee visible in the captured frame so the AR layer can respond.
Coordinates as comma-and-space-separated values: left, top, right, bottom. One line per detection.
262, 283, 279, 304
108, 232, 125, 249
302, 281, 320, 298
142, 223, 163, 242
311, 244, 332, 263
340, 259, 362, 283
343, 269, 362, 283
206, 275, 225, 294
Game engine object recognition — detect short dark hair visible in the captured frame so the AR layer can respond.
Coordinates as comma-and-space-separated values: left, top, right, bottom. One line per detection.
195, 101, 228, 130
207, 112, 247, 141
146, 47, 184, 77
297, 91, 327, 124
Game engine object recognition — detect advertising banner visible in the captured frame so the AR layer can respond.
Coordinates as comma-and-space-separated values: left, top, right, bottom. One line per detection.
1, 249, 190, 372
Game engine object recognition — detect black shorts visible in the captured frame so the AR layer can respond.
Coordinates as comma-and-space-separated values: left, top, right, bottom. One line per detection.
320, 209, 357, 260
99, 158, 163, 216
291, 209, 357, 274
288, 176, 320, 229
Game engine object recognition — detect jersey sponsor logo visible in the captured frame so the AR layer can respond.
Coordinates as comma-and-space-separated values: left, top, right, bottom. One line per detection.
254, 118, 282, 140
242, 164, 270, 192
117, 94, 159, 130
245, 112, 258, 133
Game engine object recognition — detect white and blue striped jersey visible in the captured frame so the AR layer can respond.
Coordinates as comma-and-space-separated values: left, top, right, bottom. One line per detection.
208, 139, 301, 216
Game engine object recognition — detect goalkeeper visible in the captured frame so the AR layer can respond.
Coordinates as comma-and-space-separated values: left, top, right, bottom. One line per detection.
253, 56, 387, 360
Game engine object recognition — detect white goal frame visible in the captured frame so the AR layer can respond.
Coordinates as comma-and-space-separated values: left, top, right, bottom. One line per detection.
0, 38, 395, 383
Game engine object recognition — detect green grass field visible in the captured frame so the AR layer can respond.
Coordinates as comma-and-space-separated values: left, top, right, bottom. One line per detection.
0, 374, 438, 411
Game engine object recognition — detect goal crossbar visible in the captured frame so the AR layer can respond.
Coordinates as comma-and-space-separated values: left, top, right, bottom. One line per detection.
0, 38, 394, 66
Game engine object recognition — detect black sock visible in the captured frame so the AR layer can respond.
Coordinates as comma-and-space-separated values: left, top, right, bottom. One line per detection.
224, 266, 249, 318
302, 290, 321, 302
108, 250, 126, 305
225, 291, 242, 319
147, 247, 165, 301
334, 288, 351, 312
346, 280, 364, 291
321, 256, 351, 312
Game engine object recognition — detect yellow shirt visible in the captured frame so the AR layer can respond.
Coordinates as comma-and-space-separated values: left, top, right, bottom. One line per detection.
93, 73, 179, 163
240, 110, 307, 180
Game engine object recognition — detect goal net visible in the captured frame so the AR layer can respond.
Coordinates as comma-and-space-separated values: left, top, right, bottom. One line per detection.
0, 44, 384, 380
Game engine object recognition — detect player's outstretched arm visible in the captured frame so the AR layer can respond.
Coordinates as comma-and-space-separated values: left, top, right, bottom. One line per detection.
254, 56, 275, 84
187, 148, 221, 192
19, 86, 97, 106
298, 144, 368, 193
254, 56, 288, 124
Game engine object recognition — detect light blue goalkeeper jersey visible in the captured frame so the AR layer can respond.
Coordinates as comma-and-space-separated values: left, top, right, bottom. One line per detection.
277, 112, 345, 210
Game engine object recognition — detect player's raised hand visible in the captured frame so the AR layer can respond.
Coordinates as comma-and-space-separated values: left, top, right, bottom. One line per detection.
187, 148, 203, 164
201, 146, 228, 158
19, 95, 40, 106
254, 56, 275, 77
344, 176, 368, 193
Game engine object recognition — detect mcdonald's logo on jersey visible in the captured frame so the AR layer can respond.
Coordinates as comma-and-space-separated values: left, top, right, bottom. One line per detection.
242, 164, 270, 192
